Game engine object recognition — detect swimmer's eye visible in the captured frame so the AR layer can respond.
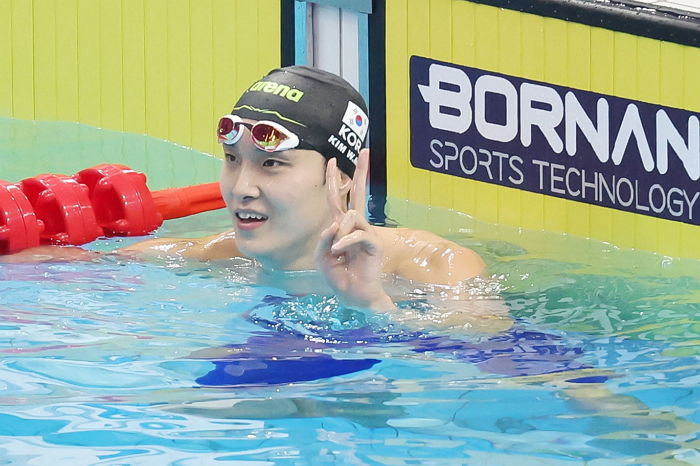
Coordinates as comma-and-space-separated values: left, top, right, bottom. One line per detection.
262, 159, 284, 168
224, 153, 238, 163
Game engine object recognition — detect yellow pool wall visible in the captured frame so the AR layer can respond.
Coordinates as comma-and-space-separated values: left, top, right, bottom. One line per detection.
0, 0, 280, 158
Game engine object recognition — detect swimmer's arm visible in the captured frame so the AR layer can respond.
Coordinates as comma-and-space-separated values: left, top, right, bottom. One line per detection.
0, 245, 101, 263
1, 230, 242, 263
386, 230, 486, 285
391, 248, 511, 333
390, 297, 512, 334
379, 230, 510, 333
0, 231, 237, 263
118, 229, 243, 261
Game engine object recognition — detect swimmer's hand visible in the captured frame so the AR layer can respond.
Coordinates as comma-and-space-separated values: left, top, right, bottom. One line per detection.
315, 150, 395, 312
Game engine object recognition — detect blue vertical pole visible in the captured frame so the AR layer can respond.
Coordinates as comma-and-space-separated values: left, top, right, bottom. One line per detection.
358, 12, 369, 106
294, 1, 308, 65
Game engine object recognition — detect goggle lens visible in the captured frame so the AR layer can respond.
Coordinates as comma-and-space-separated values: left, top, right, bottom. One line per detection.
250, 124, 287, 151
217, 117, 243, 144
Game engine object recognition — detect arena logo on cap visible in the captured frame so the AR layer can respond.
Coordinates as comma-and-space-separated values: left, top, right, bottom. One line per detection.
410, 55, 700, 226
248, 80, 305, 102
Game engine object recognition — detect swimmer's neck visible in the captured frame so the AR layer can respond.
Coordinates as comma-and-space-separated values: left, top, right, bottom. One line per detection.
254, 256, 315, 274
251, 245, 319, 275
256, 263, 331, 297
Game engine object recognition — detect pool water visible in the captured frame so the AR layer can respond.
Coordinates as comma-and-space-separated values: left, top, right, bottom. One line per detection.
1, 118, 699, 464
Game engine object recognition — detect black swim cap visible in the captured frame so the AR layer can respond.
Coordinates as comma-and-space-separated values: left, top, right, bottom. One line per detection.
231, 66, 369, 177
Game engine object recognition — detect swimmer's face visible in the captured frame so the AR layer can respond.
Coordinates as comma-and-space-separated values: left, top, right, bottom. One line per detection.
219, 120, 337, 270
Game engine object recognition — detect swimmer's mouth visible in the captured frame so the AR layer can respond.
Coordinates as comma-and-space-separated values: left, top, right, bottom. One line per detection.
235, 211, 269, 226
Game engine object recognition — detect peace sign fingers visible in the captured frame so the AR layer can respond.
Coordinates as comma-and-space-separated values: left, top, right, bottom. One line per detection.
349, 148, 370, 218
325, 157, 345, 221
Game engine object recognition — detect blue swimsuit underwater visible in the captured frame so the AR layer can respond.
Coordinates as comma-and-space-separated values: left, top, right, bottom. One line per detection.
196, 295, 602, 387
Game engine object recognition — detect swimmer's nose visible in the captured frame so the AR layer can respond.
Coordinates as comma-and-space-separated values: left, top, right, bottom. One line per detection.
230, 165, 261, 201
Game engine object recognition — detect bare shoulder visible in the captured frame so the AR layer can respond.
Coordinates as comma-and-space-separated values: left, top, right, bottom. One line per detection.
118, 229, 243, 261
373, 226, 486, 284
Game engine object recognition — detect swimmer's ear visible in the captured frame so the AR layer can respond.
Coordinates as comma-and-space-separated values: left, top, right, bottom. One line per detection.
338, 172, 353, 195
336, 172, 353, 211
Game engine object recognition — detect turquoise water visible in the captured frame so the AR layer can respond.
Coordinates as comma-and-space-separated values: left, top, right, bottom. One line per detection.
1, 119, 699, 464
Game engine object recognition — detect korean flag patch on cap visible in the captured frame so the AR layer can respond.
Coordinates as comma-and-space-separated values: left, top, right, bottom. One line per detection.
342, 101, 369, 140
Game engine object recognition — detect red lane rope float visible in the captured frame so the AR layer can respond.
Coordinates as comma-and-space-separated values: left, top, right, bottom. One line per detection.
76, 164, 163, 236
20, 174, 103, 246
0, 164, 225, 255
77, 164, 225, 235
0, 181, 43, 255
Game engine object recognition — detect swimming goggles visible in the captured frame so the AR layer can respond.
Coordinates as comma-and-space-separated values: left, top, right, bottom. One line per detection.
217, 114, 313, 152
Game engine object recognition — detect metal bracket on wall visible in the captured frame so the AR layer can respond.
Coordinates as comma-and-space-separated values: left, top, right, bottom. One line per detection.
295, 0, 372, 14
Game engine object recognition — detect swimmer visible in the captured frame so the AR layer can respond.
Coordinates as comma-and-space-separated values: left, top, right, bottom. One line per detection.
4, 66, 503, 327
121, 66, 490, 317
